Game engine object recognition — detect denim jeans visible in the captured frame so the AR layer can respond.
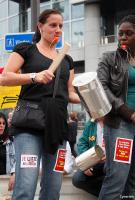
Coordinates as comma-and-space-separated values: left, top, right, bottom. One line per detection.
98, 120, 135, 200
12, 133, 66, 200
72, 168, 104, 197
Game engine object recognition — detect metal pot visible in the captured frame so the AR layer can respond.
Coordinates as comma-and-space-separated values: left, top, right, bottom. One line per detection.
75, 145, 104, 171
72, 72, 112, 120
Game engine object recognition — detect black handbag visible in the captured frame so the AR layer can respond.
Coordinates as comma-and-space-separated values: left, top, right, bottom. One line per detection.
11, 100, 45, 130
11, 66, 61, 131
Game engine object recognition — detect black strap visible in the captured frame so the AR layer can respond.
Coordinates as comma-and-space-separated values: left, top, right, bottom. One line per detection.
52, 55, 71, 98
53, 65, 61, 98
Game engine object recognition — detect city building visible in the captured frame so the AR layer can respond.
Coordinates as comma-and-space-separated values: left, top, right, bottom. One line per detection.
0, 0, 135, 121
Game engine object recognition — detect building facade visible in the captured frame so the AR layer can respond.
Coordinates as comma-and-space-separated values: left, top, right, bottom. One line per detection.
0, 0, 135, 121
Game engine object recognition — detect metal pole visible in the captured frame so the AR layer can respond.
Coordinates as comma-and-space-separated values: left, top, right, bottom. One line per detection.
31, 0, 40, 32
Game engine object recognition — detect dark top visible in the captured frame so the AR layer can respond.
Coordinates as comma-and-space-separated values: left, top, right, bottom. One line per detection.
11, 43, 74, 153
0, 141, 6, 175
97, 50, 134, 128
13, 42, 74, 103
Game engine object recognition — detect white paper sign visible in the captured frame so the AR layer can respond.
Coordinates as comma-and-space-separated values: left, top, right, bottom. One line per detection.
21, 154, 38, 168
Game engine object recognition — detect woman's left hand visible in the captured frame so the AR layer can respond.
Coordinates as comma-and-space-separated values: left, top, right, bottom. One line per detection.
68, 91, 80, 103
84, 168, 93, 176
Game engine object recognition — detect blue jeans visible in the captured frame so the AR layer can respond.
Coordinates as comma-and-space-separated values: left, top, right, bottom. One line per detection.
98, 120, 135, 200
12, 133, 66, 200
72, 167, 104, 197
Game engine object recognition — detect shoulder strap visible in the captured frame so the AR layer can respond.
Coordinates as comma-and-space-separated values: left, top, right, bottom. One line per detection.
53, 55, 71, 98
53, 65, 61, 98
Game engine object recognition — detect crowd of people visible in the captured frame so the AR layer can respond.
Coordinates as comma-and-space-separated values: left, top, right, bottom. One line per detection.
0, 7, 135, 200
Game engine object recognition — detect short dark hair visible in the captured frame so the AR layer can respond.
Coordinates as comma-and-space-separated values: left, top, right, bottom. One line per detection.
33, 9, 63, 43
117, 15, 135, 57
119, 15, 135, 28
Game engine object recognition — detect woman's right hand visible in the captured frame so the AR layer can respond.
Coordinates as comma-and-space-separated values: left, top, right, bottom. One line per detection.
35, 69, 55, 84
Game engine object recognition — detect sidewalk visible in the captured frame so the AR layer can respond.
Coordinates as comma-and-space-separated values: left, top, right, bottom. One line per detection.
34, 173, 97, 200
0, 174, 97, 200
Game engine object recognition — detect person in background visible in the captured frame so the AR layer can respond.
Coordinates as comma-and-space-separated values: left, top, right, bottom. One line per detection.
72, 119, 105, 197
68, 112, 78, 157
97, 15, 135, 200
7, 110, 14, 128
0, 9, 80, 200
0, 112, 15, 191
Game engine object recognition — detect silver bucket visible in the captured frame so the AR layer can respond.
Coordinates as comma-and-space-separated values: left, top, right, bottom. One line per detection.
75, 145, 104, 171
72, 72, 112, 120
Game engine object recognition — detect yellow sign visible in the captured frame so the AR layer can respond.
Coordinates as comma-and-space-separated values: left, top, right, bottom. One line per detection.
0, 86, 21, 109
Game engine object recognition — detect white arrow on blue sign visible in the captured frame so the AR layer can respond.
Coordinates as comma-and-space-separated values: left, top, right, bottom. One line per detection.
5, 32, 63, 51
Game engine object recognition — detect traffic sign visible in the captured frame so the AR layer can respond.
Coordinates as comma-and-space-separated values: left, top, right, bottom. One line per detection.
5, 32, 63, 51
5, 33, 34, 51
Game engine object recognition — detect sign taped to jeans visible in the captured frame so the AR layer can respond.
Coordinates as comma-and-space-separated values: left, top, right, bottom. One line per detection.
54, 149, 66, 173
20, 154, 38, 168
114, 137, 133, 164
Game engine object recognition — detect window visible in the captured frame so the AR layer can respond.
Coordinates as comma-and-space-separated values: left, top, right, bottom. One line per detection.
9, 0, 19, 16
40, 1, 51, 13
8, 15, 19, 33
27, 8, 31, 31
74, 60, 85, 74
0, 0, 8, 19
71, 20, 84, 48
0, 20, 8, 37
63, 23, 70, 43
63, 0, 69, 21
71, 3, 84, 19
52, 2, 64, 16
0, 39, 4, 54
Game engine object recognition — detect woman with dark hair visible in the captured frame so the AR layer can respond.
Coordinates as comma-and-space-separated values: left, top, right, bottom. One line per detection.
97, 15, 135, 199
0, 9, 80, 200
0, 112, 8, 143
0, 112, 15, 191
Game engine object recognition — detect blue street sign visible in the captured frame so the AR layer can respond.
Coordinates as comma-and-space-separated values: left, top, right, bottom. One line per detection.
5, 32, 63, 51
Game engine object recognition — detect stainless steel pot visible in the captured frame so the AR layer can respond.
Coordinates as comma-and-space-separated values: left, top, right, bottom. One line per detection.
72, 72, 111, 120
75, 145, 104, 171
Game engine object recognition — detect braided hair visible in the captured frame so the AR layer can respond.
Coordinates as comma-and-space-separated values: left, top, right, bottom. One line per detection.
32, 9, 63, 43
